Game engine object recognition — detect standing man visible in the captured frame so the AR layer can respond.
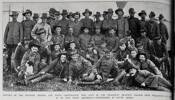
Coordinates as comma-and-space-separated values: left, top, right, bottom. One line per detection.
145, 11, 160, 40
158, 14, 169, 44
32, 13, 39, 24
115, 8, 129, 39
22, 9, 35, 41
68, 12, 83, 37
31, 13, 52, 42
128, 8, 140, 41
4, 11, 23, 72
138, 10, 147, 30
80, 9, 94, 34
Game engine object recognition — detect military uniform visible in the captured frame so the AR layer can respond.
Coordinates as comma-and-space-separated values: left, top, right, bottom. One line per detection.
69, 56, 95, 81
21, 19, 35, 41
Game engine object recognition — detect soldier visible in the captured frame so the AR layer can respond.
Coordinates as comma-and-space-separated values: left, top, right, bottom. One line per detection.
4, 11, 23, 72
32, 13, 39, 24
22, 9, 35, 41
115, 8, 129, 39
78, 27, 92, 51
137, 52, 162, 77
149, 35, 170, 77
64, 27, 79, 46
126, 67, 172, 91
51, 25, 65, 48
19, 40, 41, 76
145, 11, 160, 40
47, 8, 56, 32
104, 28, 119, 52
31, 13, 52, 42
158, 14, 169, 44
93, 49, 122, 83
91, 26, 104, 48
93, 12, 102, 30
102, 9, 117, 34
55, 9, 69, 35
67, 12, 74, 23
128, 8, 141, 40
138, 10, 147, 30
68, 53, 96, 83
80, 9, 94, 34
68, 12, 83, 37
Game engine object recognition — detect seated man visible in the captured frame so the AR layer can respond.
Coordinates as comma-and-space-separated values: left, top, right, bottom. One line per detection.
126, 67, 172, 91
68, 53, 96, 84
93, 49, 122, 83
137, 52, 163, 77
18, 40, 41, 79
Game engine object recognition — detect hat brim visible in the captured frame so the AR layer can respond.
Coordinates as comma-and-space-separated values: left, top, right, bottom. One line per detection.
138, 12, 146, 16
115, 10, 124, 15
23, 12, 32, 16
82, 11, 92, 16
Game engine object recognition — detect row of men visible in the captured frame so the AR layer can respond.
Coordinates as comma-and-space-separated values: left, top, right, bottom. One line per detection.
12, 38, 171, 91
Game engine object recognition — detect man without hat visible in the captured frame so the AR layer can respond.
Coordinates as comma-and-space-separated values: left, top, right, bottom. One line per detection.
4, 11, 23, 72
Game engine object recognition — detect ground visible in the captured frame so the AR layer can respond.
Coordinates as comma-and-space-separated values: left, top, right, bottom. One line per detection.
3, 72, 153, 91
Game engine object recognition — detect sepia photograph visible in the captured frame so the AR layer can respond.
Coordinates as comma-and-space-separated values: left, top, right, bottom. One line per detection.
1, 0, 173, 93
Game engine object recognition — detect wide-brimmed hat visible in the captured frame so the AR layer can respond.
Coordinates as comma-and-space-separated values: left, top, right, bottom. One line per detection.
115, 8, 124, 15
9, 11, 19, 17
29, 40, 41, 49
41, 13, 48, 19
82, 9, 92, 16
94, 12, 101, 17
73, 12, 81, 18
129, 8, 136, 14
158, 14, 164, 20
49, 8, 56, 14
33, 13, 39, 19
61, 9, 68, 15
23, 9, 32, 16
138, 10, 146, 16
149, 11, 156, 18
107, 8, 113, 14
67, 12, 74, 18
54, 11, 60, 16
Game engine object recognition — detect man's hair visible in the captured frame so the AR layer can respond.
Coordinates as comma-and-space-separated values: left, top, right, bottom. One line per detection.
27, 61, 34, 66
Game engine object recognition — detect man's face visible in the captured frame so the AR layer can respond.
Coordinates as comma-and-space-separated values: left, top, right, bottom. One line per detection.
119, 44, 126, 50
25, 13, 31, 19
84, 28, 89, 33
56, 27, 61, 34
68, 28, 73, 34
71, 54, 79, 61
85, 13, 90, 17
105, 52, 112, 58
129, 13, 135, 17
108, 13, 113, 18
139, 55, 146, 62
24, 41, 30, 49
129, 68, 137, 75
54, 44, 60, 51
12, 15, 18, 20
74, 15, 80, 19
42, 18, 47, 23
109, 29, 115, 36
60, 55, 66, 62
70, 43, 76, 49
95, 28, 101, 34
118, 11, 123, 16
31, 46, 38, 52
141, 32, 146, 37
131, 51, 137, 58
141, 14, 146, 19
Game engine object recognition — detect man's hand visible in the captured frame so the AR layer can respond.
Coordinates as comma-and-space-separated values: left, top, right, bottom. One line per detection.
96, 74, 102, 80
141, 82, 146, 87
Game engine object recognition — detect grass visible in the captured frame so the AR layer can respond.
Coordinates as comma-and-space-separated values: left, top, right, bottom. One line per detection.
3, 72, 152, 91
